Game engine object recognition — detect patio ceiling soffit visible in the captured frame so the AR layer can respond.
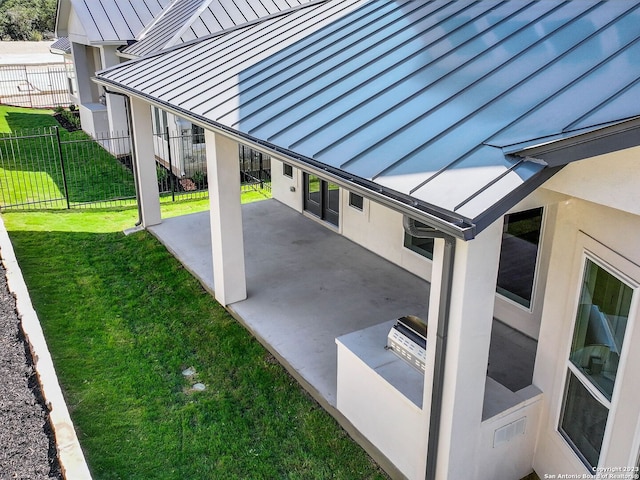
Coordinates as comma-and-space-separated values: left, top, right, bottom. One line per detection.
94, 0, 640, 240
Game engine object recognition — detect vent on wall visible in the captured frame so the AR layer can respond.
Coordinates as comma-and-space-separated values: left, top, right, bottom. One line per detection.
493, 417, 527, 448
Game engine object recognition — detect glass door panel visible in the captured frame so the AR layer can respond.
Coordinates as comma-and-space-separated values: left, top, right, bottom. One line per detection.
303, 173, 339, 227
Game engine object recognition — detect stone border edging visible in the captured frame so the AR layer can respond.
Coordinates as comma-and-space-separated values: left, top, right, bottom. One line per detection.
0, 216, 92, 480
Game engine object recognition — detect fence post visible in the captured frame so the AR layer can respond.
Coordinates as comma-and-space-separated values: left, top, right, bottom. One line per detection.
24, 66, 34, 109
54, 127, 71, 209
165, 126, 175, 202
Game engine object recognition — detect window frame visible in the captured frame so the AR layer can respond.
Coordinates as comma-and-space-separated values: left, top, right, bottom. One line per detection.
495, 207, 545, 312
283, 163, 293, 178
191, 124, 205, 144
558, 238, 639, 471
348, 192, 364, 211
403, 221, 435, 260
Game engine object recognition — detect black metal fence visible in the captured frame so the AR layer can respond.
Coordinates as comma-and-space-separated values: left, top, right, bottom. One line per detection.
0, 126, 272, 211
153, 129, 271, 200
0, 127, 135, 210
0, 64, 71, 109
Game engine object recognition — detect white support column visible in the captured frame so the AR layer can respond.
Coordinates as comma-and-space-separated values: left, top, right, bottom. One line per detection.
434, 219, 504, 479
71, 42, 108, 137
205, 130, 247, 306
129, 97, 161, 227
70, 42, 97, 105
99, 46, 129, 137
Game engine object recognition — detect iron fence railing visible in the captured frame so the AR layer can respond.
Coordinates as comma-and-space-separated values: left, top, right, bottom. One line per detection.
153, 130, 271, 201
0, 64, 71, 110
0, 126, 271, 211
0, 127, 135, 210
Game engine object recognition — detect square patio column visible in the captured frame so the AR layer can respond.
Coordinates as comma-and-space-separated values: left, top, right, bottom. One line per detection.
432, 219, 503, 479
70, 42, 98, 106
205, 130, 247, 306
129, 97, 161, 227
100, 46, 129, 140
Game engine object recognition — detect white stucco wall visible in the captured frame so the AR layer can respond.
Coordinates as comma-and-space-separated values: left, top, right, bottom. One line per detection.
341, 193, 433, 281
67, 8, 88, 45
532, 148, 640, 477
270, 159, 433, 280
542, 146, 640, 218
270, 158, 303, 213
493, 189, 568, 340
477, 385, 543, 480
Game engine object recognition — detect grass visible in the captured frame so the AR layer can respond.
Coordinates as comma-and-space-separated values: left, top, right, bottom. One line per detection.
3, 202, 387, 480
0, 105, 136, 208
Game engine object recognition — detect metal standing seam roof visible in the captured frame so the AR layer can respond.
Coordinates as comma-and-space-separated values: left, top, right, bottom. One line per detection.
96, 0, 640, 237
123, 0, 318, 57
50, 37, 72, 55
67, 0, 171, 44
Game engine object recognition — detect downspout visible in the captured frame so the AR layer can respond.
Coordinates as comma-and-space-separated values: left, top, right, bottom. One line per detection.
403, 217, 456, 480
102, 87, 143, 226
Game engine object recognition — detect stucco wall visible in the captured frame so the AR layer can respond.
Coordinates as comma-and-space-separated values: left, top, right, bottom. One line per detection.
533, 178, 640, 476
271, 159, 433, 281
270, 158, 303, 214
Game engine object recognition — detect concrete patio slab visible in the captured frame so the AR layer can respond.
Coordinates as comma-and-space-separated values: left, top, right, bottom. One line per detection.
149, 199, 537, 414
150, 200, 431, 407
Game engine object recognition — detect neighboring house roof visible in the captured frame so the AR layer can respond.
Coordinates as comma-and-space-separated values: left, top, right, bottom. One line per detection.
123, 0, 318, 57
50, 37, 72, 55
56, 0, 172, 44
96, 0, 640, 238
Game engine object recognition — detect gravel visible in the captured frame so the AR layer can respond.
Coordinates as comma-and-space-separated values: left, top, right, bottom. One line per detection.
0, 263, 62, 480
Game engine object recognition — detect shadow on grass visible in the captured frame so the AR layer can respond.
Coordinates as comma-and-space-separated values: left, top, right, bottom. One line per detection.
7, 227, 388, 480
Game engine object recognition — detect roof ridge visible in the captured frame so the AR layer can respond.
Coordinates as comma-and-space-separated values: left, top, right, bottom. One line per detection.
136, 0, 184, 42
165, 0, 218, 49
119, 0, 330, 62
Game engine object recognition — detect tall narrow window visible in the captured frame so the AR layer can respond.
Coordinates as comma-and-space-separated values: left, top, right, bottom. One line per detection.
560, 258, 633, 469
192, 124, 205, 144
496, 207, 543, 308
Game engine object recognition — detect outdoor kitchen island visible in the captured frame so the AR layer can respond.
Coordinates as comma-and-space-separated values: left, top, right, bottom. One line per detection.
336, 319, 428, 480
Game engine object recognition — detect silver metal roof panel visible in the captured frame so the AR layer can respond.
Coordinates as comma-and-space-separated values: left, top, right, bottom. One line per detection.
124, 0, 316, 57
69, 0, 170, 43
50, 37, 72, 54
97, 0, 640, 236
124, 0, 208, 57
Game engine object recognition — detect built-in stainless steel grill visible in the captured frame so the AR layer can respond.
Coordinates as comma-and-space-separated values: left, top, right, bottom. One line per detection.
386, 315, 427, 372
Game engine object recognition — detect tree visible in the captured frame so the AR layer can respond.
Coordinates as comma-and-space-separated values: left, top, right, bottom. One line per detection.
0, 0, 57, 41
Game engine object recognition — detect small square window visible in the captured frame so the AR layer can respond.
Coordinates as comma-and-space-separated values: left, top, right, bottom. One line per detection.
349, 192, 363, 210
283, 163, 293, 178
404, 220, 434, 260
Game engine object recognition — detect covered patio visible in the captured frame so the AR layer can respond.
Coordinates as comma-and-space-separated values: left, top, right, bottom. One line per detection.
148, 199, 536, 411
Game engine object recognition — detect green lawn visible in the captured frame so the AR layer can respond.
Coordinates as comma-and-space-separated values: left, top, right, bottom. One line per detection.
3, 203, 387, 480
0, 105, 134, 208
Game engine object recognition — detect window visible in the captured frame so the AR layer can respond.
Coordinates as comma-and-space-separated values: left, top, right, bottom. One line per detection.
283, 163, 293, 178
496, 207, 543, 308
404, 220, 434, 260
153, 108, 168, 136
349, 192, 363, 211
192, 124, 205, 144
560, 258, 633, 469
153, 107, 161, 135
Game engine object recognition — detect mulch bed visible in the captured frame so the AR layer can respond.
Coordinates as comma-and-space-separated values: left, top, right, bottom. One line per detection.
0, 263, 62, 479
53, 111, 81, 132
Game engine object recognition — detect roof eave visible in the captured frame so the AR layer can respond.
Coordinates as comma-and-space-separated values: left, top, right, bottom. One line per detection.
93, 75, 477, 240
514, 117, 640, 167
